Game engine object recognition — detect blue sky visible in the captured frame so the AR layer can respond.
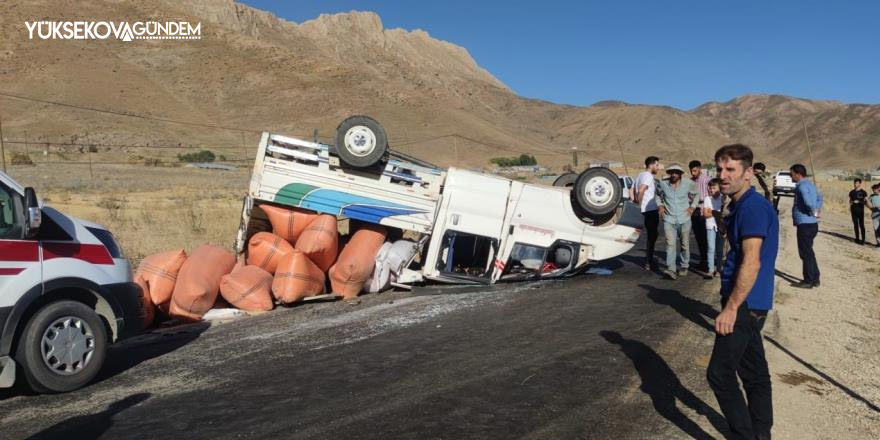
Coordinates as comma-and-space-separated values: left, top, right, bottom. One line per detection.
241, 1, 878, 110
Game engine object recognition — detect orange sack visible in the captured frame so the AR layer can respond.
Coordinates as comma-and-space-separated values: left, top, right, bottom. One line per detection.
260, 204, 319, 244
220, 265, 274, 312
329, 224, 387, 299
294, 215, 339, 272
272, 250, 326, 304
134, 277, 156, 328
247, 232, 294, 274
170, 245, 236, 322
134, 249, 187, 314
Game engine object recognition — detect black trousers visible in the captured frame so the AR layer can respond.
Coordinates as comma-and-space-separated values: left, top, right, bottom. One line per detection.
643, 210, 659, 265
796, 223, 820, 284
851, 207, 865, 243
707, 301, 772, 440
692, 211, 708, 270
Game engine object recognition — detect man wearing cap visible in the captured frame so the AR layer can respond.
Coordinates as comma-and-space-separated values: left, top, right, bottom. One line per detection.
655, 163, 700, 279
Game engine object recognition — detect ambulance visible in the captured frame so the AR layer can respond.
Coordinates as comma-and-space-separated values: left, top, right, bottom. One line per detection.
0, 171, 145, 393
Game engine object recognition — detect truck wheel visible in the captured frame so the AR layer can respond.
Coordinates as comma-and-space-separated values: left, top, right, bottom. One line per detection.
335, 115, 389, 169
574, 168, 622, 219
552, 172, 578, 188
15, 300, 107, 393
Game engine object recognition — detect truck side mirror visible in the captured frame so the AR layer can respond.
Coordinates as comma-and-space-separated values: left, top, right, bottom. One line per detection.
24, 187, 41, 239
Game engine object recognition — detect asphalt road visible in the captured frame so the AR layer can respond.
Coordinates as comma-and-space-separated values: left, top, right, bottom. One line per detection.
1, 243, 730, 440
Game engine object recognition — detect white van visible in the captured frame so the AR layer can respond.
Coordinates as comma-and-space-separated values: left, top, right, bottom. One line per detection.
236, 116, 642, 287
0, 171, 145, 393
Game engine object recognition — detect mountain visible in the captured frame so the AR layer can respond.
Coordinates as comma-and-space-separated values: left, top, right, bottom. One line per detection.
0, 0, 876, 171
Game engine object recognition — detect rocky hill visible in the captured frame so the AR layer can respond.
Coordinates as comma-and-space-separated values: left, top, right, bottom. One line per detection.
0, 0, 876, 170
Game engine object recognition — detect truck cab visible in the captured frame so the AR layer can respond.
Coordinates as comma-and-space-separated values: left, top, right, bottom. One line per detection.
0, 171, 146, 393
423, 169, 640, 284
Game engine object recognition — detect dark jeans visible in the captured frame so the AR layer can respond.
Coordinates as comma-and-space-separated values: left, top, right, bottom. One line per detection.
796, 223, 820, 284
707, 301, 772, 440
692, 211, 708, 270
643, 210, 660, 266
851, 207, 865, 243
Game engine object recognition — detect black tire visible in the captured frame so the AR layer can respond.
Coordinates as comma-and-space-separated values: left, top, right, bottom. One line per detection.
573, 167, 623, 218
552, 172, 578, 188
335, 115, 388, 169
15, 300, 107, 393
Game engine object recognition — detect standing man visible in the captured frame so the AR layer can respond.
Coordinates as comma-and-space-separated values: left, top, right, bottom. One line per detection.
867, 183, 880, 248
707, 144, 778, 440
690, 160, 711, 273
849, 179, 868, 245
635, 156, 662, 270
656, 163, 699, 280
790, 164, 822, 288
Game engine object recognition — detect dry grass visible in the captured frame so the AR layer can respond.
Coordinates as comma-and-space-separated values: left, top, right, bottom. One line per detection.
6, 164, 250, 266
815, 179, 874, 215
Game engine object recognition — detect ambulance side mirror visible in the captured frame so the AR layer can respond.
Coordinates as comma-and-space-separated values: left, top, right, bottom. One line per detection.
24, 187, 41, 239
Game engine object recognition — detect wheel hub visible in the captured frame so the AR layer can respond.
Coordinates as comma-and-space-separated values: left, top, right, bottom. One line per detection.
584, 176, 615, 207
41, 316, 95, 376
344, 125, 377, 157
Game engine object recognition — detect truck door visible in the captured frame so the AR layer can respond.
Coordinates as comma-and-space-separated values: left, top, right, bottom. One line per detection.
423, 170, 512, 283
0, 181, 41, 306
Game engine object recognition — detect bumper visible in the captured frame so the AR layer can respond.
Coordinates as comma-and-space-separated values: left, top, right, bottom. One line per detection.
773, 187, 795, 195
104, 282, 148, 340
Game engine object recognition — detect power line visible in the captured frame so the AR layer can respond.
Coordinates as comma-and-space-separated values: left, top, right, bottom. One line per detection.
0, 91, 262, 133
2, 139, 255, 151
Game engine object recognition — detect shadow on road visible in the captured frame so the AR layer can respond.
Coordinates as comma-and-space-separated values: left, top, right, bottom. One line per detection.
95, 322, 210, 383
26, 393, 151, 439
818, 229, 859, 244
773, 269, 801, 284
764, 336, 880, 413
600, 331, 729, 440
639, 284, 718, 333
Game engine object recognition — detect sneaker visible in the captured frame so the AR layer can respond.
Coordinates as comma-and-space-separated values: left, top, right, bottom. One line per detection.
663, 270, 678, 280
678, 268, 688, 277
812, 280, 820, 287
790, 281, 813, 289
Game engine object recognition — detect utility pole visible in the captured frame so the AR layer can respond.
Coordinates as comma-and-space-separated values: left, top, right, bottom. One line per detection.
801, 115, 818, 181
0, 115, 6, 173
240, 132, 247, 162
453, 135, 459, 166
571, 147, 578, 168
616, 136, 629, 177
24, 130, 29, 158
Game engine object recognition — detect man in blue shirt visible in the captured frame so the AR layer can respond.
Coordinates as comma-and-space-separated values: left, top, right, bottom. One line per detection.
789, 164, 821, 288
707, 144, 778, 440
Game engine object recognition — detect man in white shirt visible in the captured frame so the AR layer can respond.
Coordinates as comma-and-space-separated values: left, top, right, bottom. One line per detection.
703, 178, 725, 277
634, 156, 661, 270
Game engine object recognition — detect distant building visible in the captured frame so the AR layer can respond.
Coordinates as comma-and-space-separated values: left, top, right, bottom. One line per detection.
588, 161, 623, 169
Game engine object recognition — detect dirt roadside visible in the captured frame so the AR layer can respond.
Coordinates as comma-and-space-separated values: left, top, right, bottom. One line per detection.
764, 198, 880, 439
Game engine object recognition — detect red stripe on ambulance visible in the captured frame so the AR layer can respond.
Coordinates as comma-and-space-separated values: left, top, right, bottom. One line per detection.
0, 240, 39, 262
42, 243, 114, 265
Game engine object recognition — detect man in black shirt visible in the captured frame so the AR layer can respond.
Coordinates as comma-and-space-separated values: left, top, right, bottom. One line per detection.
849, 178, 868, 244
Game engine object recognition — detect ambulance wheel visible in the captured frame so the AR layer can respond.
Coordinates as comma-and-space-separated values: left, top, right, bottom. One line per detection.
574, 167, 622, 218
552, 172, 578, 188
336, 115, 389, 169
15, 300, 107, 393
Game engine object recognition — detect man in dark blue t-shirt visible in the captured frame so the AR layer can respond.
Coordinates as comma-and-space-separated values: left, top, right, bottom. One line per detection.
707, 144, 779, 440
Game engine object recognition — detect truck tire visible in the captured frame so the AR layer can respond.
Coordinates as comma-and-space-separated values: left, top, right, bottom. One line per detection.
335, 115, 389, 169
15, 300, 108, 393
552, 172, 578, 188
573, 168, 622, 219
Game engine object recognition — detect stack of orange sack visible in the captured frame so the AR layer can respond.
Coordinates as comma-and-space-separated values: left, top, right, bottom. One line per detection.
134, 204, 391, 327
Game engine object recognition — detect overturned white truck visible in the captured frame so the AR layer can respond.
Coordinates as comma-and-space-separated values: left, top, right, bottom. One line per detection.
236, 116, 642, 288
